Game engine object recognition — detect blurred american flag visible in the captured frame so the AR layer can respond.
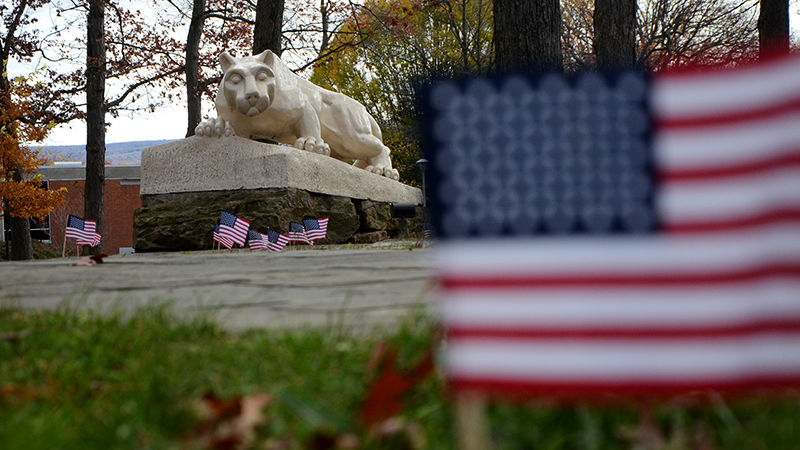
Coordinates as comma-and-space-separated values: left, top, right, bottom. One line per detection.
421, 55, 800, 397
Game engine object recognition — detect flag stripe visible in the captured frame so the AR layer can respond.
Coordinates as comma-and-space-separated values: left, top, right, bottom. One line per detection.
445, 321, 800, 340
651, 55, 800, 120
655, 96, 800, 129
664, 208, 800, 233
445, 335, 800, 380
659, 150, 800, 182
449, 376, 800, 397
435, 232, 800, 276
655, 115, 800, 170
658, 168, 800, 227
440, 282, 800, 328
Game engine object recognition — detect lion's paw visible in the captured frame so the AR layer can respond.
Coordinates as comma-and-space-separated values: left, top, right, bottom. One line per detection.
365, 165, 400, 181
195, 118, 234, 137
294, 136, 330, 156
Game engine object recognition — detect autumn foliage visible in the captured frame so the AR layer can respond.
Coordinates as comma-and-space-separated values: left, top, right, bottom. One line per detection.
0, 77, 65, 220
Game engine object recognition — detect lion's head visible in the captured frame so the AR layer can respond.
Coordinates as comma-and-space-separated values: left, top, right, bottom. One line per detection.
219, 50, 276, 117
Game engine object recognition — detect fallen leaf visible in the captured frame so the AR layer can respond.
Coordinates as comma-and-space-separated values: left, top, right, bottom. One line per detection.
185, 392, 272, 449
89, 253, 108, 263
359, 343, 434, 428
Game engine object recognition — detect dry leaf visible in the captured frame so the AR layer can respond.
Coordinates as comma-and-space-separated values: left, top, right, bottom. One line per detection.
89, 253, 108, 263
186, 392, 272, 450
359, 343, 434, 428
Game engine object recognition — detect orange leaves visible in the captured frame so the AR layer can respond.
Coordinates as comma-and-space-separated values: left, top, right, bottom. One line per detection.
0, 180, 65, 219
0, 78, 67, 220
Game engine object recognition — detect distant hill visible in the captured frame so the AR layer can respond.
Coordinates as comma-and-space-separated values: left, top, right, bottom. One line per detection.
33, 139, 176, 165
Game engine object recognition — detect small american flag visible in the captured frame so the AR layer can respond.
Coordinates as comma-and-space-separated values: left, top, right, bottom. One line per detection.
265, 228, 290, 252
247, 229, 269, 250
421, 55, 800, 397
213, 224, 234, 249
423, 222, 434, 240
287, 221, 313, 245
218, 210, 249, 247
65, 214, 101, 246
302, 217, 328, 241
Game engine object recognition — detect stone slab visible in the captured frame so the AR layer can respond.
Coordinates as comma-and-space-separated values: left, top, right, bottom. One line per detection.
0, 248, 433, 332
141, 136, 422, 204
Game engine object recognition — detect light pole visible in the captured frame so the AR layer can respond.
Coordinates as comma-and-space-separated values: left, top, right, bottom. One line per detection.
415, 158, 428, 207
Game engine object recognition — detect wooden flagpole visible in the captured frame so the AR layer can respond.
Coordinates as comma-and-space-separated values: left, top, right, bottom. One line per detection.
455, 392, 491, 450
62, 236, 68, 258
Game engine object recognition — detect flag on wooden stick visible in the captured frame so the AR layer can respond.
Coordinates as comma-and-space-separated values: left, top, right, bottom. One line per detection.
247, 229, 269, 250
287, 221, 313, 245
65, 214, 101, 247
213, 224, 234, 249
218, 210, 249, 247
265, 228, 290, 252
421, 55, 800, 398
302, 217, 328, 242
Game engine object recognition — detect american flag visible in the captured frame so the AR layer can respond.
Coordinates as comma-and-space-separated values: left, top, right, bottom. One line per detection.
423, 222, 434, 240
421, 55, 800, 397
213, 224, 234, 249
287, 221, 313, 245
247, 229, 269, 250
65, 214, 101, 246
265, 228, 290, 252
218, 210, 249, 247
302, 217, 329, 241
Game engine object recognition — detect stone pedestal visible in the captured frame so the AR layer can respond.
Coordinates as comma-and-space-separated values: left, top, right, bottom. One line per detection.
134, 136, 424, 251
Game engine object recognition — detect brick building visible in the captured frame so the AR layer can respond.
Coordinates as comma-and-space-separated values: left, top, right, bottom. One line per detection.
38, 163, 141, 254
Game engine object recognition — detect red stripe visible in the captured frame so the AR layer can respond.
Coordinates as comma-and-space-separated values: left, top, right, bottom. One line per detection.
449, 375, 800, 399
665, 208, 800, 234
655, 96, 800, 129
446, 319, 800, 340
659, 151, 800, 181
439, 263, 800, 289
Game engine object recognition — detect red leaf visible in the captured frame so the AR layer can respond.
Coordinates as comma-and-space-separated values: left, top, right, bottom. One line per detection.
359, 344, 434, 427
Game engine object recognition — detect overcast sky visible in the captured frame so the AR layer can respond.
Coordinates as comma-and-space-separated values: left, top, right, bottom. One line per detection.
10, 1, 800, 146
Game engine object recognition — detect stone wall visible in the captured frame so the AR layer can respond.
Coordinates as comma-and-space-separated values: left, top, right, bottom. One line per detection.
134, 187, 425, 251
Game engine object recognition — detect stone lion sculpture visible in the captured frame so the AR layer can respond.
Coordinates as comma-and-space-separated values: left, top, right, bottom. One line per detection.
196, 50, 400, 180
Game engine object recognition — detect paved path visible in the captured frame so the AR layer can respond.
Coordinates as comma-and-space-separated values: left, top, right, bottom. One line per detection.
0, 246, 435, 332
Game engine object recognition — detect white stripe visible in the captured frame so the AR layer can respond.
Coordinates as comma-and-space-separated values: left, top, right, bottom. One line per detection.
440, 280, 800, 328
434, 228, 800, 276
658, 167, 800, 224
446, 335, 800, 381
655, 113, 800, 170
652, 57, 800, 119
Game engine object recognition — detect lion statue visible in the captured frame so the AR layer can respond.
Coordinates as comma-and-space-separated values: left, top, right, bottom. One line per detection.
195, 50, 400, 180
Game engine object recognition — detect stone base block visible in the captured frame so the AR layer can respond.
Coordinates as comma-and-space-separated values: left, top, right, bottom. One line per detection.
141, 136, 422, 204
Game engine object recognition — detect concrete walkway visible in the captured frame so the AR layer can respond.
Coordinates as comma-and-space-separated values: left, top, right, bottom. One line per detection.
0, 245, 435, 332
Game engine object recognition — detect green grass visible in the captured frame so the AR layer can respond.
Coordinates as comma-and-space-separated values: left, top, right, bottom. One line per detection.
1, 307, 799, 449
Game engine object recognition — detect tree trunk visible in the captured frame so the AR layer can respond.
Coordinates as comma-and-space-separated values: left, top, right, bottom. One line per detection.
253, 0, 284, 56
185, 0, 206, 137
85, 0, 105, 253
594, 0, 636, 69
493, 0, 561, 71
319, 0, 329, 56
8, 168, 33, 260
758, 0, 789, 58
1, 13, 34, 261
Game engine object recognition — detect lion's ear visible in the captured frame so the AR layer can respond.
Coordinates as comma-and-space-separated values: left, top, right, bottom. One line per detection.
255, 49, 277, 66
220, 51, 236, 72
